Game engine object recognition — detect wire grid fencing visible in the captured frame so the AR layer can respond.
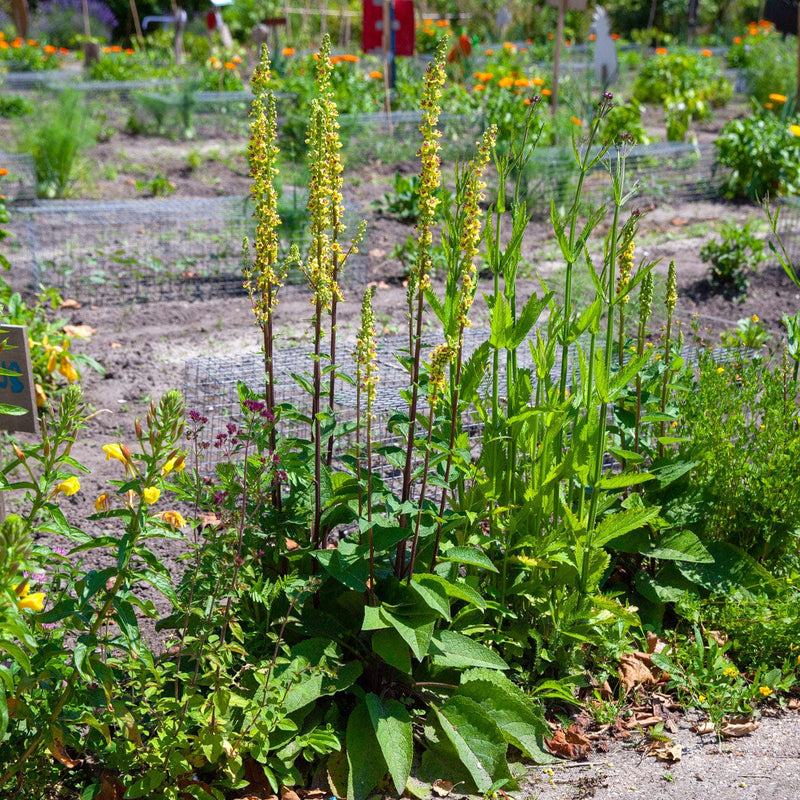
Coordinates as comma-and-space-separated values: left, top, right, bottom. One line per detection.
15, 194, 367, 304
521, 141, 721, 217
183, 326, 756, 485
0, 152, 36, 203
770, 197, 800, 270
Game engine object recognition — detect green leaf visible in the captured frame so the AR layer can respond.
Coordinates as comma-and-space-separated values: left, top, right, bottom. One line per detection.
380, 607, 434, 661
676, 541, 777, 598
347, 700, 387, 800
372, 628, 412, 674
126, 768, 165, 798
429, 630, 508, 670
596, 472, 654, 490
645, 530, 713, 563
593, 505, 661, 548
458, 669, 556, 764
365, 693, 413, 795
410, 576, 450, 620
438, 546, 498, 573
432, 696, 510, 793
362, 605, 389, 631
415, 572, 486, 610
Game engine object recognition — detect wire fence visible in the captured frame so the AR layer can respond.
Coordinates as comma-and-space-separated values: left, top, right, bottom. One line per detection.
14, 195, 367, 304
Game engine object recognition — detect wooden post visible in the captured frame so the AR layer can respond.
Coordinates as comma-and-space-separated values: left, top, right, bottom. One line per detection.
551, 0, 566, 116
81, 0, 91, 38
129, 0, 144, 43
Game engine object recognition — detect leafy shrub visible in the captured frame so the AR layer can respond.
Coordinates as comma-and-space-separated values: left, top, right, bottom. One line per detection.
0, 93, 33, 117
31, 0, 117, 48
601, 98, 651, 145
714, 107, 800, 200
633, 48, 730, 108
731, 27, 798, 104
0, 37, 63, 70
700, 220, 767, 296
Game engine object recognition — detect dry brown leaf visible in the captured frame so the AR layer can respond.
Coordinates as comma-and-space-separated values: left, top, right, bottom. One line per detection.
721, 719, 759, 738
625, 713, 663, 729
63, 324, 97, 338
693, 721, 716, 735
432, 779, 455, 797
545, 728, 592, 760
618, 652, 657, 693
198, 512, 221, 530
707, 629, 727, 647
566, 723, 592, 748
47, 732, 82, 769
646, 632, 669, 655
670, 218, 688, 226
96, 773, 126, 800
299, 791, 326, 799
368, 248, 387, 259
110, 342, 122, 348
280, 788, 302, 800
787, 697, 800, 710
285, 537, 299, 551
59, 298, 82, 309
652, 742, 682, 762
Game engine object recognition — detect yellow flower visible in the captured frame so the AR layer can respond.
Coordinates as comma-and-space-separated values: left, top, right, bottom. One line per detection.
142, 486, 160, 505
58, 355, 78, 382
790, 124, 800, 137
764, 102, 774, 110
34, 383, 47, 408
94, 493, 111, 512
103, 443, 127, 463
769, 93, 787, 103
161, 456, 185, 475
15, 584, 45, 612
758, 686, 773, 696
55, 476, 80, 496
698, 694, 706, 703
722, 666, 738, 677
750, 314, 759, 323
717, 367, 725, 374
155, 510, 187, 529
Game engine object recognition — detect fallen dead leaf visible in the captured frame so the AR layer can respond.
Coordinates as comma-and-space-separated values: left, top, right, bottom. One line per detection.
670, 217, 688, 226
96, 772, 126, 800
62, 324, 97, 338
618, 651, 658, 693
59, 298, 82, 309
368, 248, 387, 259
706, 629, 728, 647
787, 697, 800, 710
693, 720, 716, 735
566, 723, 592, 748
645, 631, 669, 655
280, 787, 302, 800
198, 512, 220, 530
652, 741, 682, 762
721, 719, 759, 738
298, 791, 326, 799
625, 713, 663, 729
432, 779, 455, 797
545, 727, 592, 760
110, 342, 122, 348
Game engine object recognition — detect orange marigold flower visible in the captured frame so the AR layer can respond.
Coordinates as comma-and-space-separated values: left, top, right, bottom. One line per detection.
473, 83, 486, 91
701, 49, 712, 56
436, 19, 448, 27
765, 102, 774, 109
485, 48, 494, 55
570, 115, 582, 126
124, 48, 133, 54
111, 45, 122, 53
565, 40, 572, 47
655, 47, 668, 55
733, 36, 742, 44
514, 78, 530, 87
369, 70, 383, 79
474, 71, 494, 82
12, 38, 22, 48
224, 61, 236, 70
541, 88, 552, 96
503, 41, 516, 51
60, 47, 70, 54
531, 76, 544, 85
282, 46, 295, 56
103, 46, 111, 53
27, 39, 37, 46
232, 55, 242, 63
611, 33, 620, 40
342, 53, 359, 62
769, 93, 787, 103
0, 168, 8, 177
589, 33, 596, 41
0, 42, 8, 50
498, 76, 514, 88
548, 33, 554, 40
43, 45, 57, 54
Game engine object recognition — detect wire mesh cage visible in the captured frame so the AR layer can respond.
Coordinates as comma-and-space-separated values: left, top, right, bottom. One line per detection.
771, 197, 800, 270
0, 152, 36, 203
522, 141, 722, 217
16, 195, 366, 304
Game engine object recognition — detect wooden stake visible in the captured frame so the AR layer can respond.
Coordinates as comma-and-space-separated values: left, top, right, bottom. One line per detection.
551, 0, 566, 116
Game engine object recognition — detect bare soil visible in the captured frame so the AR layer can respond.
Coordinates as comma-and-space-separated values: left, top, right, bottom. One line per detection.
3, 98, 800, 797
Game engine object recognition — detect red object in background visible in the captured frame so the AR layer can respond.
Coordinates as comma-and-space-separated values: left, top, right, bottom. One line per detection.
206, 10, 217, 30
447, 34, 471, 62
362, 0, 415, 56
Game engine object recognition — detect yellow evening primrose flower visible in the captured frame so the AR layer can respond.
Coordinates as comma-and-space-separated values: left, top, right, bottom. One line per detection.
15, 584, 46, 612
142, 486, 160, 504
758, 686, 773, 696
161, 456, 185, 476
58, 356, 78, 382
155, 510, 187, 528
750, 314, 759, 323
103, 443, 126, 462
94, 493, 111, 512
698, 694, 706, 703
55, 476, 80, 496
790, 124, 800, 137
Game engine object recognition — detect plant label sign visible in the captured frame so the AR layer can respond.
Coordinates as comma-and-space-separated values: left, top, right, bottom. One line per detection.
0, 324, 38, 434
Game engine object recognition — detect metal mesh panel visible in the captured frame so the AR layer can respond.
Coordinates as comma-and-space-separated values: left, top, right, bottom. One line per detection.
16, 195, 366, 304
772, 198, 800, 269
0, 152, 36, 203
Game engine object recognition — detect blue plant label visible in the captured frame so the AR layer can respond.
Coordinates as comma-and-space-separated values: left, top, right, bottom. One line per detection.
0, 325, 38, 434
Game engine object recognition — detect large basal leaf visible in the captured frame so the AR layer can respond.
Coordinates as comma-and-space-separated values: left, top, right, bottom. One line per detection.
365, 693, 413, 795
414, 572, 486, 609
437, 546, 499, 573
429, 630, 508, 671
347, 700, 387, 800
457, 669, 556, 764
431, 695, 511, 793
593, 505, 661, 548
675, 541, 777, 598
380, 607, 434, 661
644, 529, 713, 563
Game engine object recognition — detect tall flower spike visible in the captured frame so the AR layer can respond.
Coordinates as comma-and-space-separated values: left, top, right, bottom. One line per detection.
354, 287, 379, 420
409, 38, 447, 306
639, 271, 654, 328
665, 260, 677, 314
456, 125, 497, 328
428, 338, 457, 406
616, 239, 635, 304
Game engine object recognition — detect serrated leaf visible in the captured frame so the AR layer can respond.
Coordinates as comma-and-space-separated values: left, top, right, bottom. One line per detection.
438, 546, 498, 572
432, 696, 510, 793
429, 630, 508, 670
414, 573, 486, 610
645, 530, 713, 563
347, 700, 387, 800
372, 628, 412, 674
596, 472, 654, 490
410, 576, 450, 620
458, 669, 555, 764
365, 693, 413, 795
593, 505, 661, 548
380, 607, 434, 661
